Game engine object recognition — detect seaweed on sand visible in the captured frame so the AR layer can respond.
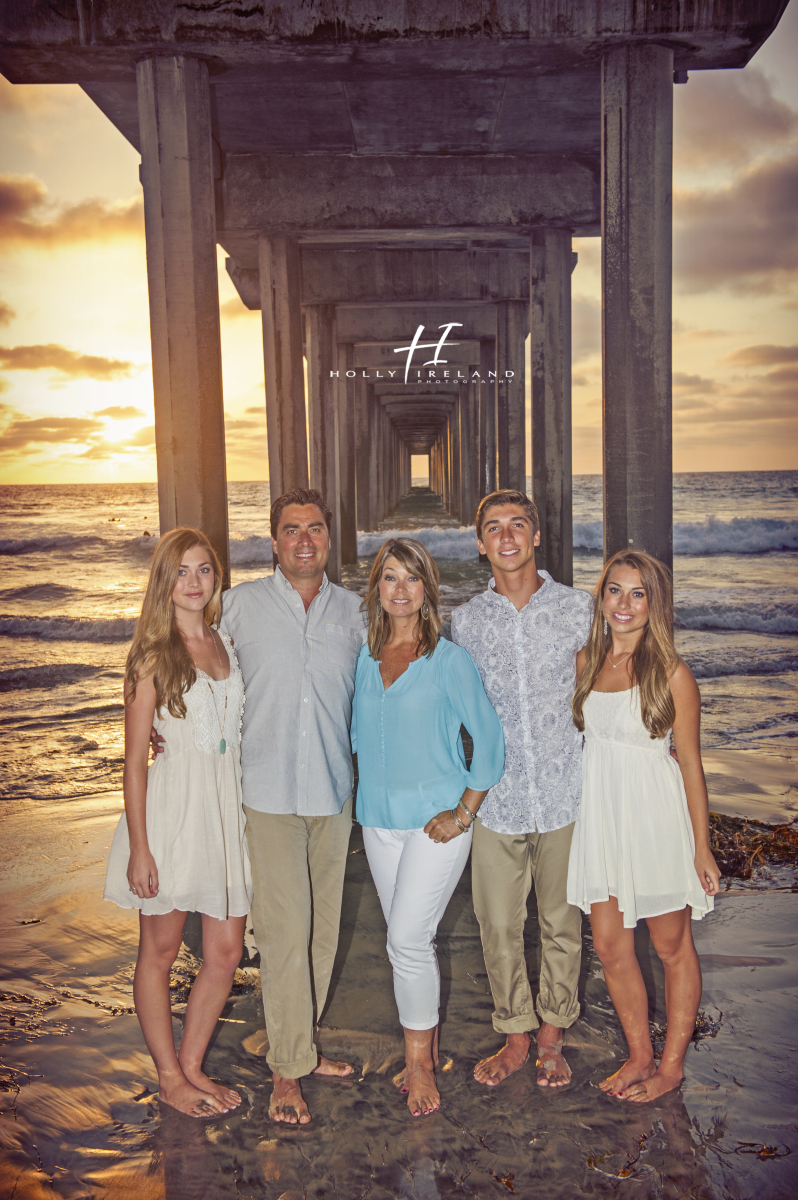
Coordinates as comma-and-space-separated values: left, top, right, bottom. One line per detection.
708, 813, 798, 881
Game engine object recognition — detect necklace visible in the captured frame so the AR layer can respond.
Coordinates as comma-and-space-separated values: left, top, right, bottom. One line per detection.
608, 650, 632, 670
206, 631, 228, 755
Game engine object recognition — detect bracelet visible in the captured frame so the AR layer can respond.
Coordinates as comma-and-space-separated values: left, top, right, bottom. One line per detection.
458, 798, 478, 823
451, 810, 470, 834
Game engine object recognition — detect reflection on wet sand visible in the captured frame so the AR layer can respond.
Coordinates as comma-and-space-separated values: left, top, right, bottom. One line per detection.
1, 797, 796, 1198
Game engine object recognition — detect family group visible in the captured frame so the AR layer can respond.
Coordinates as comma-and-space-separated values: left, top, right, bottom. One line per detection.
103, 487, 720, 1122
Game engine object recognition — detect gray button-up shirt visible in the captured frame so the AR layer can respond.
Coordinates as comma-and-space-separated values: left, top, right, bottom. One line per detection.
451, 572, 593, 835
220, 566, 367, 815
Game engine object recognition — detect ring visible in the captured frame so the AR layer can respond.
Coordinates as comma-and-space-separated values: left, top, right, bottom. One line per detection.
129, 886, 136, 894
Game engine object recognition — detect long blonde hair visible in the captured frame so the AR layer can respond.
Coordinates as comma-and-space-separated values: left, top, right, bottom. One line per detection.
125, 527, 222, 718
365, 538, 442, 660
572, 550, 678, 739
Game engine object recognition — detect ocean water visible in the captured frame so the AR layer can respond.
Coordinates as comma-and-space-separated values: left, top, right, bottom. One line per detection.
1, 473, 796, 805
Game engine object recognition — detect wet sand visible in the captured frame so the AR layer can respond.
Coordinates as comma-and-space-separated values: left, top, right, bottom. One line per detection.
2, 766, 797, 1200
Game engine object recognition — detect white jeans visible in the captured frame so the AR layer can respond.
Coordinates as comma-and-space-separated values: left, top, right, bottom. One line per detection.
362, 825, 473, 1030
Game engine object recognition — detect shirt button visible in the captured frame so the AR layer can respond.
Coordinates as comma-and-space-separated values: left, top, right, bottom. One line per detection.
303, 697, 308, 703
302, 731, 306, 737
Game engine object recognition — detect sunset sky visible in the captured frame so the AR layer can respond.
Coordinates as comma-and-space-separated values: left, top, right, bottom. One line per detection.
0, 5, 796, 485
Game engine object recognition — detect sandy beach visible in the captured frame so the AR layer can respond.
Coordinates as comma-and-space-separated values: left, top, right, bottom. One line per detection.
1, 747, 796, 1200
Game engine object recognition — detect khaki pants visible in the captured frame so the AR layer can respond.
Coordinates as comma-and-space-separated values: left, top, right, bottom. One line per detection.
244, 797, 353, 1078
471, 820, 582, 1034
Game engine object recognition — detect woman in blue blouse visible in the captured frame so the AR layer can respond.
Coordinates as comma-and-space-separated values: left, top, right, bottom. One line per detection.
352, 537, 505, 1118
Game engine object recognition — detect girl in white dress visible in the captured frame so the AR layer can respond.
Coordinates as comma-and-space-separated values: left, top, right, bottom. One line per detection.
567, 550, 720, 1103
104, 528, 252, 1118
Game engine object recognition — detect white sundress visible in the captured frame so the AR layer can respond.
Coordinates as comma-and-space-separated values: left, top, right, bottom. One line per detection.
104, 629, 253, 920
567, 686, 714, 930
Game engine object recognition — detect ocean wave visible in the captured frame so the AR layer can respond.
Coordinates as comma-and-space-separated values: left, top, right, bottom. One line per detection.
573, 516, 798, 555
0, 615, 136, 642
357, 528, 479, 560
676, 602, 798, 636
229, 534, 273, 564
685, 651, 798, 680
0, 663, 107, 692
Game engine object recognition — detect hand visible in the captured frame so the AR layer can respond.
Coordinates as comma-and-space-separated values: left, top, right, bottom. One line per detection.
150, 726, 165, 761
127, 849, 160, 899
424, 809, 469, 844
695, 846, 721, 896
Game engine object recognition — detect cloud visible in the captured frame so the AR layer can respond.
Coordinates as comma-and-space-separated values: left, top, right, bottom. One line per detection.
673, 372, 718, 394
124, 424, 155, 446
725, 343, 798, 366
0, 77, 69, 114
94, 405, 146, 419
0, 299, 15, 326
673, 362, 798, 426
244, 405, 265, 414
0, 413, 104, 451
674, 69, 797, 168
572, 295, 601, 362
0, 174, 143, 246
220, 297, 257, 319
674, 153, 798, 293
0, 343, 137, 380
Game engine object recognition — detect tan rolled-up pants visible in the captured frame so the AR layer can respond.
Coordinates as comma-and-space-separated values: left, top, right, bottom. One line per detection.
244, 797, 353, 1078
471, 820, 582, 1034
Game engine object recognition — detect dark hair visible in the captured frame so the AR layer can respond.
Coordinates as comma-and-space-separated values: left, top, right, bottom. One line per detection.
475, 490, 540, 540
270, 488, 332, 541
365, 538, 442, 660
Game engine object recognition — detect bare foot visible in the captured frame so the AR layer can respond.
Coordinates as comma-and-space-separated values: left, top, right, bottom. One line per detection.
394, 1037, 439, 1093
158, 1075, 228, 1118
270, 1074, 311, 1125
623, 1066, 684, 1103
599, 1056, 657, 1097
474, 1032, 530, 1086
405, 1064, 440, 1117
312, 1055, 354, 1079
180, 1065, 241, 1110
536, 1024, 571, 1088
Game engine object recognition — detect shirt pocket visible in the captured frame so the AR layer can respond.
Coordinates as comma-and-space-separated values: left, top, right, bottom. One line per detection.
324, 622, 362, 668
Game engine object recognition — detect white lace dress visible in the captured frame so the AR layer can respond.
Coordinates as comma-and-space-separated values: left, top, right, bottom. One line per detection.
567, 686, 714, 929
104, 630, 253, 920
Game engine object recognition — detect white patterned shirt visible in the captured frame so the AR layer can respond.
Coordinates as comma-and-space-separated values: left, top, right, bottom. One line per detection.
451, 572, 593, 835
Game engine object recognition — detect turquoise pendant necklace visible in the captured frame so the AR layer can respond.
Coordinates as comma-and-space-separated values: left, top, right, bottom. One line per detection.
207, 631, 228, 754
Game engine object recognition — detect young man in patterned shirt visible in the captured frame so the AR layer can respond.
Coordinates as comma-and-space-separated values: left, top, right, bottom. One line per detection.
451, 490, 592, 1088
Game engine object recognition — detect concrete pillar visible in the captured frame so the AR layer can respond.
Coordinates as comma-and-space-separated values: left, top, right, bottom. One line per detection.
530, 229, 574, 585
259, 234, 308, 499
137, 56, 229, 581
602, 44, 674, 569
305, 304, 341, 583
479, 340, 497, 501
368, 385, 380, 528
496, 301, 527, 493
355, 379, 373, 531
337, 343, 358, 563
460, 379, 478, 526
451, 397, 463, 523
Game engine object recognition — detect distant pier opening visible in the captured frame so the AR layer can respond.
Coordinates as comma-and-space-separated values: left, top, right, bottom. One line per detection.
411, 454, 430, 487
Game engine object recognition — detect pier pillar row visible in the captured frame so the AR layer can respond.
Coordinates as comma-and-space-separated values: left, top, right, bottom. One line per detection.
259, 235, 309, 499
337, 344, 358, 564
530, 229, 574, 586
137, 56, 230, 581
602, 43, 674, 570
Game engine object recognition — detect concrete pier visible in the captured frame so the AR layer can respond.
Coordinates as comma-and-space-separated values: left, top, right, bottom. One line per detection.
1, 2, 786, 576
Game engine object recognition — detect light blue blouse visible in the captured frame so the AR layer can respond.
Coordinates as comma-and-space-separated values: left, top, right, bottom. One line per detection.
351, 638, 505, 830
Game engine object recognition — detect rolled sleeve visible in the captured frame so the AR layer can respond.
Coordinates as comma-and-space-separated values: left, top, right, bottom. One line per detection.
443, 645, 505, 791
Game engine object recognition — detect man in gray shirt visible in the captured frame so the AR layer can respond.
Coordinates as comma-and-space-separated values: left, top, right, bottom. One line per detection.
220, 488, 366, 1125
451, 489, 592, 1091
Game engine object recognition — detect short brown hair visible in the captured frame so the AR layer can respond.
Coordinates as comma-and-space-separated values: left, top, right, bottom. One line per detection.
475, 490, 540, 540
364, 538, 441, 660
270, 488, 332, 540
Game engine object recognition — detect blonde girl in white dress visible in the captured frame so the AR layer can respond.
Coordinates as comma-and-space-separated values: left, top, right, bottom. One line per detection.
104, 528, 252, 1118
567, 550, 720, 1104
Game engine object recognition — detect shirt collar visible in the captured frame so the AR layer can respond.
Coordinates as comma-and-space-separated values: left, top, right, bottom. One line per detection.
487, 570, 552, 609
273, 563, 329, 599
